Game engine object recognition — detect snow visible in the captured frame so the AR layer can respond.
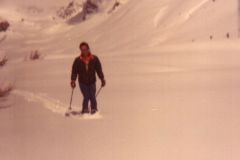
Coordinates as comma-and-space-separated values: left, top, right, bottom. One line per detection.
183, 0, 209, 20
153, 6, 168, 28
12, 89, 103, 120
0, 0, 240, 160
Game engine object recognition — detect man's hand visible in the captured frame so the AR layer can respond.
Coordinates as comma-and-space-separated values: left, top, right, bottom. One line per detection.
71, 81, 76, 88
101, 79, 106, 87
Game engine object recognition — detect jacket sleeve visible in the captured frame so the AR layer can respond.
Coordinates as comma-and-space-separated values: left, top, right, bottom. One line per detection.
71, 58, 78, 81
95, 57, 105, 80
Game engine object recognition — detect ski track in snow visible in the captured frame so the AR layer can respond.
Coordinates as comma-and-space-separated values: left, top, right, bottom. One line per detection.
165, 0, 209, 29
12, 89, 103, 120
182, 0, 209, 21
154, 6, 168, 27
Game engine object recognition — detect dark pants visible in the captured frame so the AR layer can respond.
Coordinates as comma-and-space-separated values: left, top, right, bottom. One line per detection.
79, 83, 97, 111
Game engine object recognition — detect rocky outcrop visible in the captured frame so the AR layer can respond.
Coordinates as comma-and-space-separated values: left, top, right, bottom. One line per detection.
67, 0, 99, 24
0, 21, 10, 32
57, 1, 83, 19
57, 0, 122, 24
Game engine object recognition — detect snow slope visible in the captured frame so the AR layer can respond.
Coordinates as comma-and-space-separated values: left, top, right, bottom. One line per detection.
82, 0, 239, 50
0, 0, 240, 160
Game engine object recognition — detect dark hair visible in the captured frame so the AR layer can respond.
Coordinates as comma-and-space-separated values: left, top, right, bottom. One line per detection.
79, 42, 90, 49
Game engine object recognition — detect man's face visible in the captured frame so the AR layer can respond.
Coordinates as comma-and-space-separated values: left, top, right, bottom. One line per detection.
80, 45, 90, 56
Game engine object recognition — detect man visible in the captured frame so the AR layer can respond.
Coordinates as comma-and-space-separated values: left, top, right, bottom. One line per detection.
71, 42, 106, 114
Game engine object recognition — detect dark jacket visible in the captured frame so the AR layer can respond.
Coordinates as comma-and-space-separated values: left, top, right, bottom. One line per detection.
71, 54, 104, 85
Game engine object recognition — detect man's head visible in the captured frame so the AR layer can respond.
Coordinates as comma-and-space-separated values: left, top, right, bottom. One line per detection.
79, 42, 90, 56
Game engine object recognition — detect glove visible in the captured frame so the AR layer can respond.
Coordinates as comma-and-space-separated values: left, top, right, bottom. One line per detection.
101, 79, 106, 87
71, 81, 76, 88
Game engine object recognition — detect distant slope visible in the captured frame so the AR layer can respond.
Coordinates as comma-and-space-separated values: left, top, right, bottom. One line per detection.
0, 0, 239, 57
81, 0, 239, 51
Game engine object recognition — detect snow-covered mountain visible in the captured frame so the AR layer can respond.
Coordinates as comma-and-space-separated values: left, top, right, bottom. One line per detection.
80, 0, 239, 50
1, 1, 240, 160
1, 0, 239, 57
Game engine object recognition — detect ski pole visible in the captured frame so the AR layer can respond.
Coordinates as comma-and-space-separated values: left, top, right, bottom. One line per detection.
65, 88, 74, 117
96, 86, 103, 98
69, 88, 74, 110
